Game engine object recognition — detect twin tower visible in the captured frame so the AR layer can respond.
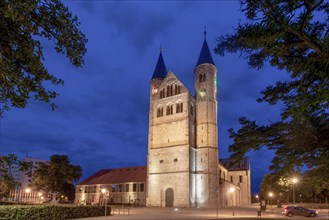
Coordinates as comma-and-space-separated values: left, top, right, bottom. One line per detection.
147, 32, 219, 208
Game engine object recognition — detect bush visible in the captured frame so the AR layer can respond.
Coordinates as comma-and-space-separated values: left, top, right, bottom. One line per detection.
0, 205, 111, 220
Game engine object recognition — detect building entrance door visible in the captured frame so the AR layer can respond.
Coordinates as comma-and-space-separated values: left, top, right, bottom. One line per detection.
165, 188, 174, 207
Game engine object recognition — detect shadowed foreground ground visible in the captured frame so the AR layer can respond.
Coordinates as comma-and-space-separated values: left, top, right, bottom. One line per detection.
73, 204, 329, 220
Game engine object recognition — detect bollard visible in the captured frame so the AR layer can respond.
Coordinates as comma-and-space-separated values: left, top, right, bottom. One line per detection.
257, 210, 261, 218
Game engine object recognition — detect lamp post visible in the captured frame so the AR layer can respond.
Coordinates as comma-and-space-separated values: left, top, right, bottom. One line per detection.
216, 188, 219, 219
25, 188, 31, 203
268, 192, 273, 207
101, 188, 108, 216
292, 178, 298, 204
256, 195, 259, 203
229, 187, 235, 216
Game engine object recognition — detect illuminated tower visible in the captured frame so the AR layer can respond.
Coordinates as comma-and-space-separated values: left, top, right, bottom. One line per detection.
147, 48, 195, 207
194, 31, 219, 207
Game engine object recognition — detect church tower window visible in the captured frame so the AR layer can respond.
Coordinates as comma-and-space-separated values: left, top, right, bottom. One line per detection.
174, 85, 181, 95
166, 104, 173, 115
157, 106, 163, 117
199, 74, 206, 82
160, 89, 165, 99
176, 102, 183, 113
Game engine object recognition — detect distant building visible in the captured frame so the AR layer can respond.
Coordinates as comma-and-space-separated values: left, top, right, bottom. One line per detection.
75, 166, 147, 205
11, 157, 47, 189
75, 31, 251, 208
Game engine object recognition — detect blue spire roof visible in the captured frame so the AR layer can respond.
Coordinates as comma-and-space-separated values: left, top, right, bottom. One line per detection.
196, 31, 215, 67
151, 48, 167, 79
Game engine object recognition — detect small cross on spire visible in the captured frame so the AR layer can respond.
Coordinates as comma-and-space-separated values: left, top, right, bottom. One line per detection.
204, 27, 207, 39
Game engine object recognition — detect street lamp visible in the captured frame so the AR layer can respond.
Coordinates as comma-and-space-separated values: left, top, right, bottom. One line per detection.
268, 192, 273, 207
229, 187, 235, 216
101, 188, 108, 216
25, 188, 31, 203
255, 195, 259, 203
292, 178, 298, 204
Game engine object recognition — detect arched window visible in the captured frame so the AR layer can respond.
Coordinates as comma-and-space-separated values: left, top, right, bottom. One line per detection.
166, 104, 173, 115
176, 102, 183, 113
199, 74, 202, 82
174, 85, 181, 95
166, 85, 170, 97
202, 74, 206, 82
160, 89, 165, 99
157, 107, 163, 117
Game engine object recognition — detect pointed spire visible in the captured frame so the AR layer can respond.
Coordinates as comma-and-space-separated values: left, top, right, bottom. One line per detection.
151, 46, 168, 79
196, 29, 215, 67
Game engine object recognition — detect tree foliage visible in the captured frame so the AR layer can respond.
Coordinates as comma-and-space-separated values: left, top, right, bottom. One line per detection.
216, 0, 329, 199
0, 0, 87, 116
32, 154, 82, 201
0, 154, 32, 197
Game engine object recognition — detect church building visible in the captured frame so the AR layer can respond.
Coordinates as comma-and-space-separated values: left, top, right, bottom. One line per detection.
75, 32, 251, 208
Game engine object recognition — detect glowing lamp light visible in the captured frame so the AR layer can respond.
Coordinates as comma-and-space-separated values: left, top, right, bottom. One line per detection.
101, 188, 106, 194
199, 90, 206, 98
174, 208, 178, 211
25, 188, 31, 193
38, 193, 42, 197
292, 178, 298, 184
40, 196, 44, 199
269, 192, 273, 197
255, 195, 259, 198
229, 187, 235, 193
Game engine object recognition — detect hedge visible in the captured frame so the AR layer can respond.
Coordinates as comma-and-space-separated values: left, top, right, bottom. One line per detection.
0, 205, 111, 220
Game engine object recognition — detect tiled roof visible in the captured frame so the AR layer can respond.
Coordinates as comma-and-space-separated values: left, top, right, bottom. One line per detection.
78, 166, 147, 185
196, 34, 215, 67
151, 50, 167, 79
219, 157, 250, 171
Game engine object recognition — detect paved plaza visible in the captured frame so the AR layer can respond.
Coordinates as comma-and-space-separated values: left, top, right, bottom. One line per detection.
74, 204, 329, 220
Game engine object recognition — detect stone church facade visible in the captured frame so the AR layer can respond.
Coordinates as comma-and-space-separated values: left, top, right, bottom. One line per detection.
75, 32, 251, 208
146, 32, 250, 208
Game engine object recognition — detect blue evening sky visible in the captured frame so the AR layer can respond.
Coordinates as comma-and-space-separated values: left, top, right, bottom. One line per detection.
0, 1, 288, 194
